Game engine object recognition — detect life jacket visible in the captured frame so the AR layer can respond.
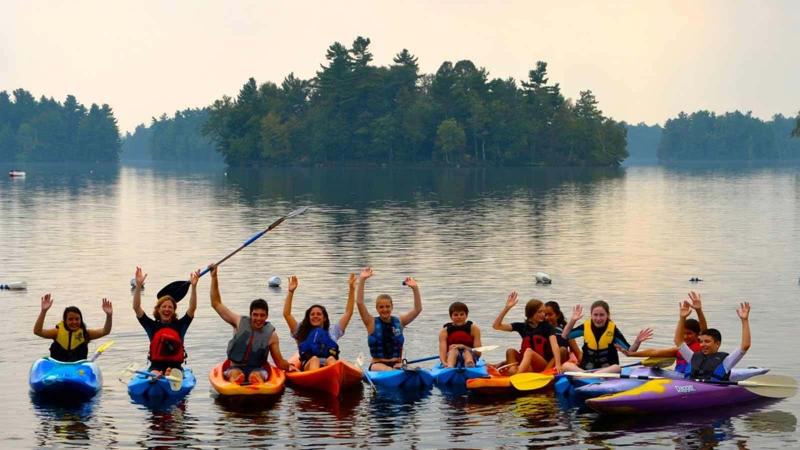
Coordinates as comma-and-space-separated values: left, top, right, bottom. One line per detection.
49, 321, 89, 362
580, 320, 617, 370
149, 326, 185, 364
689, 351, 730, 381
227, 317, 275, 367
298, 327, 340, 362
675, 340, 701, 374
445, 321, 474, 348
519, 322, 550, 359
368, 316, 404, 359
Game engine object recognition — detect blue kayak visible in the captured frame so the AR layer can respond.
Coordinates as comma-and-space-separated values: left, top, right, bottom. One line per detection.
127, 368, 196, 406
365, 367, 435, 391
29, 357, 102, 402
429, 359, 488, 386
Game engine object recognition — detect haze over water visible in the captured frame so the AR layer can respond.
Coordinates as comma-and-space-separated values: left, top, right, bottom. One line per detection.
1, 162, 798, 448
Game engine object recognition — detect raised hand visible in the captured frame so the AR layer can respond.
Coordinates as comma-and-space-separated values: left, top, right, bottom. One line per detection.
505, 291, 519, 309
135, 266, 147, 288
209, 264, 218, 278
737, 302, 751, 320
288, 275, 298, 292
404, 277, 418, 289
688, 291, 703, 310
190, 270, 200, 287
635, 327, 654, 345
679, 300, 692, 319
41, 294, 53, 312
570, 304, 584, 322
360, 267, 374, 280
101, 298, 113, 315
348, 273, 356, 290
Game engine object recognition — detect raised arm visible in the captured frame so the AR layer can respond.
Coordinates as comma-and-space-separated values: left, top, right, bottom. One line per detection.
492, 291, 518, 332
620, 347, 678, 358
438, 328, 449, 365
399, 277, 422, 326
132, 267, 147, 318
674, 301, 692, 346
562, 305, 583, 339
33, 294, 58, 339
356, 267, 375, 334
627, 327, 653, 353
209, 265, 240, 328
737, 302, 751, 352
269, 332, 297, 372
337, 273, 356, 332
87, 298, 113, 339
688, 291, 707, 331
186, 270, 199, 318
283, 275, 299, 334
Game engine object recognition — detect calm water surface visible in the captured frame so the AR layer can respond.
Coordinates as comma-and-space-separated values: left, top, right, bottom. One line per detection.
1, 162, 799, 449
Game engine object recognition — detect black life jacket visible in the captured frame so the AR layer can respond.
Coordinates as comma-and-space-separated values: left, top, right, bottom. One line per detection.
689, 351, 729, 381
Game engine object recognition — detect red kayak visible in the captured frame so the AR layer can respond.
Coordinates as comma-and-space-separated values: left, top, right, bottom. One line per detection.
286, 360, 363, 396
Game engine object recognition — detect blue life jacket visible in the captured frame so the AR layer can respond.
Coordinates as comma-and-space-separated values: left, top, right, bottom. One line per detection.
689, 351, 730, 381
368, 316, 404, 359
297, 327, 340, 362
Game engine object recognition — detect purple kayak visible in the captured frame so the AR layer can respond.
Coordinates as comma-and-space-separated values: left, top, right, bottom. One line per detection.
586, 378, 761, 415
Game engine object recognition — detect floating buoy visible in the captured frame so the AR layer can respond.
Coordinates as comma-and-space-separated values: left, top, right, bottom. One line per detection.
0, 281, 27, 290
130, 278, 144, 289
9, 170, 26, 178
689, 277, 703, 283
268, 276, 281, 287
534, 272, 552, 284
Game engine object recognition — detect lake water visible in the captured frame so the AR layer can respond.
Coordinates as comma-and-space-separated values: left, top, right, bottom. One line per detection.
1, 162, 798, 449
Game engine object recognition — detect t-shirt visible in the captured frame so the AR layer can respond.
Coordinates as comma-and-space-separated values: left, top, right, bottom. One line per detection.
138, 313, 193, 341
292, 323, 345, 342
678, 343, 745, 375
511, 321, 556, 360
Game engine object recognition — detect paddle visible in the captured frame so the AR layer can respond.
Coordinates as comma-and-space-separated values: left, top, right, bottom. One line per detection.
356, 353, 377, 392
564, 372, 797, 399
0, 281, 27, 290
119, 363, 184, 391
511, 357, 675, 392
89, 340, 114, 362
403, 345, 500, 366
156, 206, 310, 301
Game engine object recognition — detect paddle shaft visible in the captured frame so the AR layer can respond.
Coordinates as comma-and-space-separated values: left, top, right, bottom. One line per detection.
405, 345, 498, 365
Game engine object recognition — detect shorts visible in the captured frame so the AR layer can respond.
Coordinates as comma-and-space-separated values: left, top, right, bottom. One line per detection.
224, 365, 269, 381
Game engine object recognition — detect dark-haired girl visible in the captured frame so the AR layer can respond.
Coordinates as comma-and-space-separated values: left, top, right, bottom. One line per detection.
544, 300, 582, 362
34, 293, 113, 362
493, 291, 562, 375
283, 274, 355, 371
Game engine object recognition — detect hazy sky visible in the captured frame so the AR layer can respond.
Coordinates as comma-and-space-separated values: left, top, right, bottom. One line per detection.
2, 1, 798, 133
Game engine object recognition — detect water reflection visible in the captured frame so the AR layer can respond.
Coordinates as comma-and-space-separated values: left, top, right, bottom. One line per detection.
32, 396, 99, 447
137, 402, 201, 449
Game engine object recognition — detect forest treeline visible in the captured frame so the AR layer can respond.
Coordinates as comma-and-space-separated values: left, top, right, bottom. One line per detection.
658, 111, 800, 161
199, 37, 627, 167
0, 89, 120, 162
121, 108, 221, 162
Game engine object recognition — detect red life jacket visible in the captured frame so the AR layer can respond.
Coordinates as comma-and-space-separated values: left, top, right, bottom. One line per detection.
519, 326, 549, 358
149, 327, 185, 364
675, 340, 701, 373
445, 321, 474, 347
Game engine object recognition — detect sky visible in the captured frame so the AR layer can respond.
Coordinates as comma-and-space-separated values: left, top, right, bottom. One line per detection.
2, 0, 798, 133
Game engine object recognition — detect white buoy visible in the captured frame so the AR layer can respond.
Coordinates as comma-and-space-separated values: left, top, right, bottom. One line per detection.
0, 281, 27, 290
534, 272, 552, 284
268, 276, 281, 287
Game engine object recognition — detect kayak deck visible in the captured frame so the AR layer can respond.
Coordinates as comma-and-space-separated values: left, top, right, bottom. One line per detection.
209, 361, 285, 397
286, 360, 363, 397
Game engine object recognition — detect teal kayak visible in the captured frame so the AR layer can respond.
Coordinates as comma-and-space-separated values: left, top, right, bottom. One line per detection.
29, 357, 102, 402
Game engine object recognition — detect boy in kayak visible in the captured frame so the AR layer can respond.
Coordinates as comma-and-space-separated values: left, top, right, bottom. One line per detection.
132, 266, 196, 375
356, 267, 422, 371
210, 265, 295, 384
493, 292, 561, 375
675, 299, 751, 381
561, 300, 651, 374
618, 291, 708, 374
33, 294, 113, 362
283, 273, 356, 371
438, 301, 482, 368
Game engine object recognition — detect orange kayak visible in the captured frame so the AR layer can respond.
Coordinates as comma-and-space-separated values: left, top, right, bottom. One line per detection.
209, 360, 285, 397
286, 360, 363, 396
467, 365, 557, 395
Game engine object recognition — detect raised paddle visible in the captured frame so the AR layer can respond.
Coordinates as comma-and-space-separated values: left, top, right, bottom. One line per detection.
89, 340, 114, 362
403, 345, 500, 366
511, 357, 675, 392
564, 372, 798, 399
156, 206, 310, 301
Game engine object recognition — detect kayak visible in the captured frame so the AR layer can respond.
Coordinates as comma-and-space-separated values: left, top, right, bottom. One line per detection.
128, 368, 196, 405
586, 378, 762, 415
365, 366, 435, 391
430, 359, 488, 386
29, 357, 102, 401
576, 366, 770, 398
467, 365, 558, 395
209, 361, 285, 397
286, 360, 363, 396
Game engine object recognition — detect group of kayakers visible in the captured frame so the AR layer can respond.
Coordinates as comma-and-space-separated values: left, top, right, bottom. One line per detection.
32, 264, 753, 385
